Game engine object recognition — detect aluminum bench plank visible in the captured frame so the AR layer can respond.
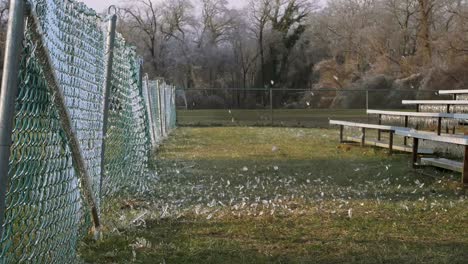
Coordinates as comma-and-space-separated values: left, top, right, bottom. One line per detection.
394, 129, 468, 145
438, 90, 468, 95
329, 120, 411, 131
345, 136, 433, 154
402, 100, 468, 105
420, 158, 463, 173
367, 110, 468, 119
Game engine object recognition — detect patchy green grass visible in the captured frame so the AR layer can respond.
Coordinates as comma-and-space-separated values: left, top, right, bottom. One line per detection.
177, 109, 370, 127
80, 127, 468, 263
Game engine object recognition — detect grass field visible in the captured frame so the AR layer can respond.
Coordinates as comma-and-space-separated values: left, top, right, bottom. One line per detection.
176, 109, 371, 127
80, 127, 468, 263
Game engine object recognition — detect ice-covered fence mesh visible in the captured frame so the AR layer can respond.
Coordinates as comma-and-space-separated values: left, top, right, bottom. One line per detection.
142, 78, 156, 146
146, 80, 162, 144
161, 82, 177, 133
0, 23, 85, 263
0, 0, 164, 262
32, 0, 106, 207
101, 34, 155, 196
145, 80, 177, 145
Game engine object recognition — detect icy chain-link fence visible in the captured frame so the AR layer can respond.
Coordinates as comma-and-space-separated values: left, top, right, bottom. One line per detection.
144, 79, 177, 145
0, 0, 177, 263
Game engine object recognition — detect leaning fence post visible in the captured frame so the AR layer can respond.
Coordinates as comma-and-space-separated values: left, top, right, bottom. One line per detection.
162, 84, 167, 136
99, 8, 117, 203
157, 80, 164, 138
143, 74, 157, 147
0, 0, 26, 238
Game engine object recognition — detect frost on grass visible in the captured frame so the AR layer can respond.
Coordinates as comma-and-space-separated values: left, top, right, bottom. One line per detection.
104, 128, 467, 230
106, 160, 467, 227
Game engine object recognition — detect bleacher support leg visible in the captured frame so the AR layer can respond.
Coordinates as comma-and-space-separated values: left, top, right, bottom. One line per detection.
412, 138, 419, 168
361, 128, 366, 147
437, 117, 442, 135
339, 125, 344, 143
377, 115, 382, 141
464, 133, 468, 186
404, 116, 409, 145
388, 131, 394, 155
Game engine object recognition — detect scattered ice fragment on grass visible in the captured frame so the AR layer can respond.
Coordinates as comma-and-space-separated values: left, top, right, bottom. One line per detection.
354, 168, 360, 172
242, 166, 249, 172
228, 109, 232, 114
348, 208, 353, 218
306, 101, 311, 106
272, 146, 278, 152
207, 214, 213, 220
274, 166, 279, 171
306, 179, 310, 184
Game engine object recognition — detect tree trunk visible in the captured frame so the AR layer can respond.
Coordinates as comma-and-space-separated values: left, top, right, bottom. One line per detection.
417, 0, 432, 65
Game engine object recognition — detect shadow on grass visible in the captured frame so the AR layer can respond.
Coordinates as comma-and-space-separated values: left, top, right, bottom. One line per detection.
81, 215, 468, 264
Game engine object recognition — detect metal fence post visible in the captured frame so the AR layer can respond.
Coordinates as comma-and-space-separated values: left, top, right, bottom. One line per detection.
162, 84, 167, 136
143, 74, 156, 146
0, 0, 26, 238
99, 9, 117, 202
157, 80, 164, 138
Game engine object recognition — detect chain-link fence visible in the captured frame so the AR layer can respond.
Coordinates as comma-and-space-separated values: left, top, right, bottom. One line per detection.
143, 78, 177, 147
176, 88, 451, 127
0, 0, 177, 263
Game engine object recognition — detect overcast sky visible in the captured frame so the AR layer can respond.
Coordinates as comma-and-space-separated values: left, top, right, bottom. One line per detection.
81, 0, 326, 13
81, 0, 249, 12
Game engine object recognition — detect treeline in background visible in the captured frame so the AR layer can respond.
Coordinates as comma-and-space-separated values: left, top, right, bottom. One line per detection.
1, 0, 467, 109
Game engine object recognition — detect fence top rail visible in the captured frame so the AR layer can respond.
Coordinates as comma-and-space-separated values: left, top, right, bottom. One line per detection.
438, 90, 468, 95
402, 100, 468, 105
329, 120, 411, 131
367, 109, 468, 119
395, 129, 468, 145
176, 88, 440, 93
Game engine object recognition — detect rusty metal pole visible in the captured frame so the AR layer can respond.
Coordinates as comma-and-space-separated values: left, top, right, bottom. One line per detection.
0, 0, 26, 238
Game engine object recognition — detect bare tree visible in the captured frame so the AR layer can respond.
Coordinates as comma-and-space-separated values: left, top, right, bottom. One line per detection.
417, 0, 434, 65
198, 0, 234, 47
249, 0, 271, 87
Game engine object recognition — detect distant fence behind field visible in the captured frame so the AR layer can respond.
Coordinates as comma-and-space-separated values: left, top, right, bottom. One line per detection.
0, 0, 176, 262
176, 88, 451, 127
